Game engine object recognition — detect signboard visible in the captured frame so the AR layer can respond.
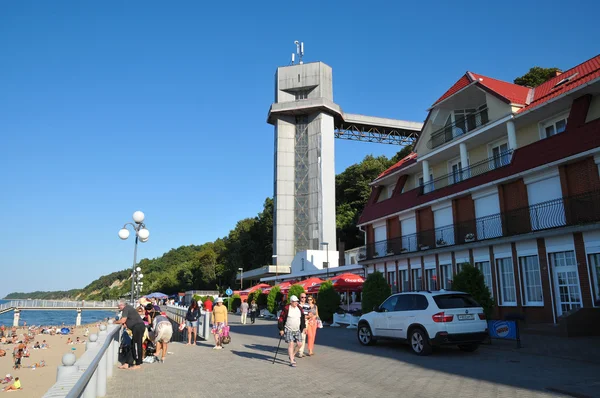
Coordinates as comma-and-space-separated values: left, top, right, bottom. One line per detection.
488, 320, 517, 340
225, 288, 233, 296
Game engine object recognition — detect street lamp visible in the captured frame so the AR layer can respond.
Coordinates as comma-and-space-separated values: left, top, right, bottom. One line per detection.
320, 242, 329, 278
118, 211, 150, 305
238, 267, 244, 290
272, 255, 278, 282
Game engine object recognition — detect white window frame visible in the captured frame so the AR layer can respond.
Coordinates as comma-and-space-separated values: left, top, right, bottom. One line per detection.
411, 268, 422, 291
399, 268, 409, 292
539, 111, 569, 139
496, 257, 517, 306
425, 267, 437, 291
475, 260, 494, 298
448, 156, 470, 184
416, 172, 434, 189
439, 263, 452, 290
589, 252, 600, 303
487, 138, 510, 169
519, 255, 544, 306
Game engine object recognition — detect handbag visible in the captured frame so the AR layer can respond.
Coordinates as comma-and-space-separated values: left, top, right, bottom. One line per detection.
317, 318, 323, 329
221, 326, 231, 344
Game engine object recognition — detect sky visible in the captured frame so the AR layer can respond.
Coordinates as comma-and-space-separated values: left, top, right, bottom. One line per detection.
1, 0, 599, 298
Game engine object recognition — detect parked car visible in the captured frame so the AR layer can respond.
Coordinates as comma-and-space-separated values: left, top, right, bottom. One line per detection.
357, 291, 488, 355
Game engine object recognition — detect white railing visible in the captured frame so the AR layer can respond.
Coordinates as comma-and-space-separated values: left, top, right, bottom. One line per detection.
43, 322, 120, 398
166, 304, 211, 340
0, 300, 119, 311
330, 313, 359, 329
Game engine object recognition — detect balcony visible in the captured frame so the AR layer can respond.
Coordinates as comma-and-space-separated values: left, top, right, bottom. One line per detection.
427, 107, 490, 150
359, 190, 600, 261
421, 150, 513, 194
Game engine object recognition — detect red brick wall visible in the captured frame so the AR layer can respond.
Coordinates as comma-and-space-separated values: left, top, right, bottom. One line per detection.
564, 157, 600, 195
366, 225, 374, 245
417, 207, 435, 248
453, 195, 476, 244
499, 179, 531, 235
574, 232, 594, 307
387, 217, 401, 239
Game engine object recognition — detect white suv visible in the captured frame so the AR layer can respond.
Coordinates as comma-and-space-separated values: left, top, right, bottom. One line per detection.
357, 291, 488, 355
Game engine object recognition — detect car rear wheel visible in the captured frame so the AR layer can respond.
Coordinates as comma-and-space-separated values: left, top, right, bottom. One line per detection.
357, 324, 376, 346
409, 328, 432, 356
458, 343, 480, 352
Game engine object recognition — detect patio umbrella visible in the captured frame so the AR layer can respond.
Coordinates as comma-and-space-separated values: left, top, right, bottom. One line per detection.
281, 278, 324, 294
240, 283, 271, 296
145, 292, 168, 299
263, 281, 292, 294
328, 273, 365, 310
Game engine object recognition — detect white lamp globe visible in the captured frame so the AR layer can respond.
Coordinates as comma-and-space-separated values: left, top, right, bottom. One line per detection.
138, 228, 150, 240
138, 273, 144, 279
118, 229, 130, 240
133, 211, 145, 224
136, 267, 141, 272
139, 237, 149, 243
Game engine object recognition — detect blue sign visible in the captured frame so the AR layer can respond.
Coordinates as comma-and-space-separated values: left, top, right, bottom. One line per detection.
488, 320, 517, 340
225, 289, 233, 296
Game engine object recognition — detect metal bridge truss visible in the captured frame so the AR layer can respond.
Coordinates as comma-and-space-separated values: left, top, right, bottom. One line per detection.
334, 123, 419, 146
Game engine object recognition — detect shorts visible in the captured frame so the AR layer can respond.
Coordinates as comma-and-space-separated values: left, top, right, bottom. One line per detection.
284, 329, 302, 343
155, 323, 173, 343
185, 320, 198, 328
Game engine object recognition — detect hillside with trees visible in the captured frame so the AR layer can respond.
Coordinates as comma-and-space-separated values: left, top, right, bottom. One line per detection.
4, 147, 410, 300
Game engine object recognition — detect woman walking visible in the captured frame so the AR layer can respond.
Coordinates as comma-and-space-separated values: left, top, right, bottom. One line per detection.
185, 299, 200, 345
305, 296, 319, 356
211, 298, 228, 349
249, 300, 258, 324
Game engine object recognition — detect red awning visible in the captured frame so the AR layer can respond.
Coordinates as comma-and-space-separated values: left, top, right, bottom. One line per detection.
263, 281, 292, 294
282, 277, 324, 293
240, 283, 271, 296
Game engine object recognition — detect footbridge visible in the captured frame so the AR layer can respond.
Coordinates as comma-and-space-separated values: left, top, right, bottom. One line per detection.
0, 299, 118, 326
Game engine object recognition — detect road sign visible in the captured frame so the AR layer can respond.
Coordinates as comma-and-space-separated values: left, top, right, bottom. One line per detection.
225, 288, 233, 296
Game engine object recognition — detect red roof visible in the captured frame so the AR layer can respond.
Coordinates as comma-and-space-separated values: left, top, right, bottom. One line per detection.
519, 54, 600, 113
376, 152, 417, 181
433, 72, 530, 106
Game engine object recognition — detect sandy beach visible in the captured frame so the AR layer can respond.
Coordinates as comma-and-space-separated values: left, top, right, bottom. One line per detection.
0, 324, 100, 396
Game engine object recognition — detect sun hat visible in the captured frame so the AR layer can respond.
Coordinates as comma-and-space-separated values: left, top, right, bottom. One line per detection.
216, 297, 224, 303
290, 295, 299, 302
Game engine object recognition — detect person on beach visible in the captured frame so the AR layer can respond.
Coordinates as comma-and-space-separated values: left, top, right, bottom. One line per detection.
2, 377, 20, 392
66, 338, 73, 345
115, 299, 145, 370
240, 300, 249, 325
211, 298, 228, 350
12, 345, 23, 370
33, 342, 40, 350
185, 299, 200, 345
277, 295, 306, 367
1, 375, 12, 384
151, 310, 172, 363
305, 296, 319, 356
250, 300, 258, 324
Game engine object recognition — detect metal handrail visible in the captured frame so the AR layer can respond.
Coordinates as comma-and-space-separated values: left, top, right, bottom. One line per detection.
427, 107, 490, 149
64, 326, 120, 398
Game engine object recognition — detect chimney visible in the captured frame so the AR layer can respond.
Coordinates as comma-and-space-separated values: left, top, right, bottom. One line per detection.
555, 70, 563, 77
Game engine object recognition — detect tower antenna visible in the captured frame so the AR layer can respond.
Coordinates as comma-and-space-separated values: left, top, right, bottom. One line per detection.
294, 40, 304, 64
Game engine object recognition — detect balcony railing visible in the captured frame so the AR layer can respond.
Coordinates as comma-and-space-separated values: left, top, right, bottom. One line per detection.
421, 150, 513, 194
359, 190, 600, 261
427, 107, 490, 150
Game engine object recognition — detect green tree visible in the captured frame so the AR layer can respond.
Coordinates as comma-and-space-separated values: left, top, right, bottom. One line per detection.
287, 285, 305, 303
514, 66, 561, 87
267, 286, 281, 314
257, 293, 268, 308
231, 294, 241, 312
452, 264, 494, 318
316, 281, 341, 322
362, 271, 391, 313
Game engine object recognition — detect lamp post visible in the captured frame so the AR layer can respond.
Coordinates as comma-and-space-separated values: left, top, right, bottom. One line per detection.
238, 267, 243, 290
118, 211, 150, 305
272, 255, 278, 282
321, 242, 329, 278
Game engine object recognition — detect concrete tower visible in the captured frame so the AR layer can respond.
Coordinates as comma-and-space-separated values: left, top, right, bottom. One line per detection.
267, 62, 338, 266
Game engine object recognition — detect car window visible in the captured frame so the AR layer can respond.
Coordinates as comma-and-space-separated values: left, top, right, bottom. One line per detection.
433, 294, 480, 309
380, 296, 399, 312
395, 294, 429, 311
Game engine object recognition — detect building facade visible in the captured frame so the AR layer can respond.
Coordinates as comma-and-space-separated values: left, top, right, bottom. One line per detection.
357, 55, 600, 324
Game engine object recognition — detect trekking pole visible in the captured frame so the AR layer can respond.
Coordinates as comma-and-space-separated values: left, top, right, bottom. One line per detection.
272, 334, 283, 364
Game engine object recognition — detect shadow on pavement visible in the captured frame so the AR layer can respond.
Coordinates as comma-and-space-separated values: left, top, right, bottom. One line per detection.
229, 349, 288, 365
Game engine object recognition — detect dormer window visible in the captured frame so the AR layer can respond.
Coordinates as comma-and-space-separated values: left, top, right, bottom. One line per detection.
553, 73, 578, 89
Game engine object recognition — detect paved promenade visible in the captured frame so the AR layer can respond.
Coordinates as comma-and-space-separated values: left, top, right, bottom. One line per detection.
106, 315, 600, 398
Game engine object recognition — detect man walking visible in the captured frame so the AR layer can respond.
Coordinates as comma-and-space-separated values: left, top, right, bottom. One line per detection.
240, 300, 249, 325
297, 293, 310, 358
277, 295, 305, 367
115, 299, 145, 370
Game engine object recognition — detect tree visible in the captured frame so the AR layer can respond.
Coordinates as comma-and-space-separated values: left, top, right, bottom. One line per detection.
231, 294, 241, 312
267, 286, 281, 314
316, 281, 340, 322
257, 293, 268, 308
287, 285, 305, 303
514, 66, 561, 88
452, 264, 494, 318
361, 271, 391, 313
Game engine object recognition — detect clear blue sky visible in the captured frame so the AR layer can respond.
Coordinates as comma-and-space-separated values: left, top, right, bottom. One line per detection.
1, 0, 598, 298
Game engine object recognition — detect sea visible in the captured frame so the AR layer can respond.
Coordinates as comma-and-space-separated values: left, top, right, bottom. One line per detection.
0, 299, 118, 327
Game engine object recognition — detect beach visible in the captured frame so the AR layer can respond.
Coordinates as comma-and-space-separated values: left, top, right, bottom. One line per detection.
0, 324, 100, 396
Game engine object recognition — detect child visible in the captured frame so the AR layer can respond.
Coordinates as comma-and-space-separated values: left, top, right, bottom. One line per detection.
33, 342, 40, 350
66, 338, 73, 345
3, 377, 21, 392
1, 375, 12, 384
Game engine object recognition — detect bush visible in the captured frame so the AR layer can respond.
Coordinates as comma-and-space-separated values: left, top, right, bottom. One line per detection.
231, 294, 241, 312
192, 294, 202, 304
362, 271, 391, 313
317, 281, 340, 322
287, 284, 305, 303
267, 286, 281, 314
249, 289, 262, 305
453, 264, 494, 318
258, 293, 268, 308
